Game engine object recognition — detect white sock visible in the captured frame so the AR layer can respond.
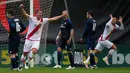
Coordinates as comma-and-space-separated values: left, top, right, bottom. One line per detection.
20, 54, 26, 67
21, 54, 26, 62
26, 51, 34, 63
107, 49, 116, 58
85, 56, 90, 63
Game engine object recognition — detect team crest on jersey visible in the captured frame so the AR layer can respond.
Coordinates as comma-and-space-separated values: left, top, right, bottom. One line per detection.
64, 22, 67, 25
60, 23, 66, 28
93, 20, 96, 22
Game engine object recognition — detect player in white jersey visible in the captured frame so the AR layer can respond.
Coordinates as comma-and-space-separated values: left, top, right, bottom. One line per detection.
84, 14, 124, 68
18, 4, 67, 71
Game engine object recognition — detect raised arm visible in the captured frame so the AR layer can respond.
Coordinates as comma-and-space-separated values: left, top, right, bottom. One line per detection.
110, 14, 113, 19
48, 15, 63, 22
48, 12, 67, 22
118, 16, 124, 30
107, 14, 113, 24
20, 4, 30, 19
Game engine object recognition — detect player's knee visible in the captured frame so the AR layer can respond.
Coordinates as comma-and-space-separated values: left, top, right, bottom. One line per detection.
57, 47, 62, 52
88, 50, 93, 53
24, 52, 28, 56
94, 49, 100, 54
32, 48, 38, 54
111, 45, 117, 50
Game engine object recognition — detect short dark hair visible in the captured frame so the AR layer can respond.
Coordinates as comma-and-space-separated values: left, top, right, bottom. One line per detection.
8, 10, 14, 16
87, 11, 94, 17
36, 9, 42, 14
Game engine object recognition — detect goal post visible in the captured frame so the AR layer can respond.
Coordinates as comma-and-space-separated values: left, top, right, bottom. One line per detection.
29, 0, 34, 68
63, 0, 76, 50
29, 0, 55, 67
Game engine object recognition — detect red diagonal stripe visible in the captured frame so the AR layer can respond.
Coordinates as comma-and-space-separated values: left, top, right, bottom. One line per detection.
27, 18, 43, 39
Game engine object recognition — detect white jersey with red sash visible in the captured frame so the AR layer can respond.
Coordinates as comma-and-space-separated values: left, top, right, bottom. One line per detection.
23, 15, 49, 52
99, 19, 119, 41
95, 19, 119, 52
26, 15, 49, 41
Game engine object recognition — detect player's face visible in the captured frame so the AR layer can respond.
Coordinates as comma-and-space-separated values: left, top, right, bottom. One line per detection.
112, 18, 117, 24
36, 11, 42, 19
62, 11, 68, 19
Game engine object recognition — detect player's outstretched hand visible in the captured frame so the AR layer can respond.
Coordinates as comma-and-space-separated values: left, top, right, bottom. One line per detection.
118, 16, 123, 23
67, 39, 71, 45
62, 11, 68, 17
110, 14, 113, 18
20, 4, 24, 8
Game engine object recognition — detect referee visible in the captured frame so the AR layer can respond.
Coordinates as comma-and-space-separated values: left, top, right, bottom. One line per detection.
7, 10, 26, 70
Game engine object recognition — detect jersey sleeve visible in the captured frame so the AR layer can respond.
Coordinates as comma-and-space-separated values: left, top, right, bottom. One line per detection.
115, 24, 119, 29
43, 18, 49, 24
107, 18, 113, 25
82, 19, 88, 38
68, 19, 73, 29
116, 21, 124, 30
105, 23, 110, 29
29, 15, 33, 21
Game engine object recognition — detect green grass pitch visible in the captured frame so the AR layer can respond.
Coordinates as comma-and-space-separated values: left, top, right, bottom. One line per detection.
0, 67, 130, 73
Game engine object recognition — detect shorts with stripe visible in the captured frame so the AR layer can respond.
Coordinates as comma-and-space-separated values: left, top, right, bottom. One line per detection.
95, 40, 113, 52
23, 39, 40, 52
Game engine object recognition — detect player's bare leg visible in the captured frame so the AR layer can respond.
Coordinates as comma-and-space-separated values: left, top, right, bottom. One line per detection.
83, 50, 91, 69
83, 57, 90, 69
25, 48, 37, 69
103, 44, 117, 65
18, 52, 28, 71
